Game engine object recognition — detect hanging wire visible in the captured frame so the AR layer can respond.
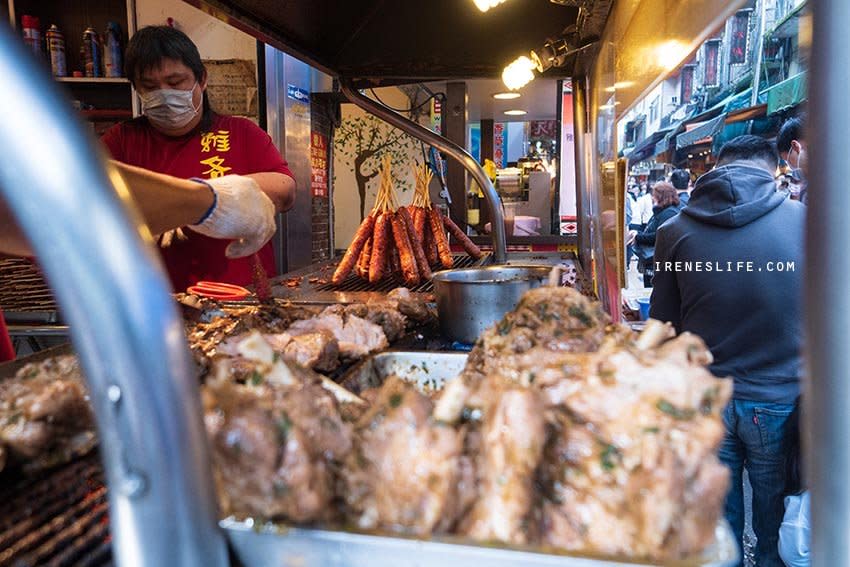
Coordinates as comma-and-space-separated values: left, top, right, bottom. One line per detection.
369, 88, 445, 113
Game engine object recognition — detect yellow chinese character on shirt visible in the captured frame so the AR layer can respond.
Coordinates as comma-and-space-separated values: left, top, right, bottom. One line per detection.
200, 130, 231, 153
200, 156, 232, 178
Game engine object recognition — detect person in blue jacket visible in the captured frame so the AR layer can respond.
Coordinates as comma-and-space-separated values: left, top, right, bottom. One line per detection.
650, 135, 804, 567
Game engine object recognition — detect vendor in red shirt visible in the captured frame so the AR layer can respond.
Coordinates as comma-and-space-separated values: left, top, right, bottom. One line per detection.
0, 312, 13, 363
102, 25, 296, 291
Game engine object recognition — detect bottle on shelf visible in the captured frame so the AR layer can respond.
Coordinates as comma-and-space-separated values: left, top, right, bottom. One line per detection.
103, 22, 123, 78
45, 24, 67, 77
467, 184, 481, 231
21, 15, 41, 56
81, 27, 103, 78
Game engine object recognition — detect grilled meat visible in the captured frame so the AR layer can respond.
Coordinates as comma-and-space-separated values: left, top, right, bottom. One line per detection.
343, 376, 466, 535
343, 303, 406, 343
435, 287, 730, 560
461, 287, 611, 389
288, 306, 388, 360
535, 336, 732, 560
218, 329, 340, 374
184, 293, 418, 375
183, 300, 325, 373
458, 380, 545, 545
203, 347, 353, 523
386, 287, 435, 323
1, 285, 730, 563
0, 355, 95, 473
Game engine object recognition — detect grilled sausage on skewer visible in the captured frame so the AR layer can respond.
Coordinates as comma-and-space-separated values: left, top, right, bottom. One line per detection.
423, 222, 438, 266
390, 243, 401, 275
429, 205, 454, 269
369, 212, 392, 283
442, 214, 484, 259
412, 206, 427, 239
356, 236, 372, 279
332, 213, 376, 285
392, 211, 421, 286
398, 206, 431, 280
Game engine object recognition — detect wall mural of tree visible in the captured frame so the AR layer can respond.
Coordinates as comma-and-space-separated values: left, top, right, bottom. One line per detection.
334, 114, 419, 221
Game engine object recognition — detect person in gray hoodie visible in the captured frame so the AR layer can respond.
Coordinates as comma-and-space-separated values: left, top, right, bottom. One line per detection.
650, 135, 804, 567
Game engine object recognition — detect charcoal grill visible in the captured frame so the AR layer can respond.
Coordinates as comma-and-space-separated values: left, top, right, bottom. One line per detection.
0, 259, 58, 318
0, 259, 68, 353
269, 253, 490, 303
0, 453, 112, 567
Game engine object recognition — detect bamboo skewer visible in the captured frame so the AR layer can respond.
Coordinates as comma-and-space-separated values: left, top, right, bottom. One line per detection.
336, 158, 481, 287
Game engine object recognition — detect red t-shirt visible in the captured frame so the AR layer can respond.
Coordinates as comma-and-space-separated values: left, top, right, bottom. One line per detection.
101, 114, 294, 292
0, 310, 13, 362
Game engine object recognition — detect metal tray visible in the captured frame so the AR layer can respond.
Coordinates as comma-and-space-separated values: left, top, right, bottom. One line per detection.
339, 350, 468, 395
222, 518, 738, 567
0, 342, 74, 380
287, 350, 739, 567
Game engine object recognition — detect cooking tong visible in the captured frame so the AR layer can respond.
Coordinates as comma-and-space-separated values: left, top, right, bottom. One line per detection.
186, 281, 250, 300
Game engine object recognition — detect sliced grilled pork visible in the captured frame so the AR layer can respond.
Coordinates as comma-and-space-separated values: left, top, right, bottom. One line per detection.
0, 355, 95, 473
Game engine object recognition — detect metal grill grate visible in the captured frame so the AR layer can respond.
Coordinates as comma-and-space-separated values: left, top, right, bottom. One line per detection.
0, 258, 58, 315
315, 254, 489, 294
0, 452, 112, 567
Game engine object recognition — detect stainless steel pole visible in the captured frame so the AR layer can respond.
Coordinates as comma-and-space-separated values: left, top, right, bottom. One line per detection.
572, 76, 591, 275
806, 0, 850, 564
339, 80, 507, 264
748, 0, 768, 110
0, 27, 227, 567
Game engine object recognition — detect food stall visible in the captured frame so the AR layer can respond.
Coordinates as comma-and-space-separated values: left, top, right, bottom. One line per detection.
0, 0, 845, 566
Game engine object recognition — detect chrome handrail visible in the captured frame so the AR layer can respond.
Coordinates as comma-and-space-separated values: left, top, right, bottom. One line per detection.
339, 80, 507, 264
807, 0, 849, 565
0, 26, 227, 567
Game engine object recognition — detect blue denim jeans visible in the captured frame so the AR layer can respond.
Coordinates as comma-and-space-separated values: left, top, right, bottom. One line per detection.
719, 399, 797, 567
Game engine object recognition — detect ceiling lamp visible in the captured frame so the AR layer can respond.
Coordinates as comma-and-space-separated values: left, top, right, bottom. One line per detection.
531, 38, 598, 72
653, 40, 689, 72
501, 56, 536, 90
492, 92, 521, 100
530, 38, 572, 72
473, 0, 509, 12
504, 109, 527, 116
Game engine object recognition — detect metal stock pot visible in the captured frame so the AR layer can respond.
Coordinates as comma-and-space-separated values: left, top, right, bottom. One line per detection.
431, 265, 552, 344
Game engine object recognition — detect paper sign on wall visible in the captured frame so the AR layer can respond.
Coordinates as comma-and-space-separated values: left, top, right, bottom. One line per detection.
204, 59, 258, 119
310, 132, 329, 198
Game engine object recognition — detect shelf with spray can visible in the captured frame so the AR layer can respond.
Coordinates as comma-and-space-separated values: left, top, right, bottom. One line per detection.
8, 0, 138, 120
55, 77, 130, 84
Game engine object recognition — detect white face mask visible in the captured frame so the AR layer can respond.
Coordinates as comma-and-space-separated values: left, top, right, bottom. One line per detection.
140, 82, 201, 130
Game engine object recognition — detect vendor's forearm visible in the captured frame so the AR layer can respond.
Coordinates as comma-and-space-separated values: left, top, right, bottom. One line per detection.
245, 172, 296, 212
0, 197, 32, 256
111, 161, 214, 235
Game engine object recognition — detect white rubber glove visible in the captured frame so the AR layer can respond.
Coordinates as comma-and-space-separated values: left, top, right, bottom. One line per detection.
158, 227, 187, 248
187, 175, 277, 258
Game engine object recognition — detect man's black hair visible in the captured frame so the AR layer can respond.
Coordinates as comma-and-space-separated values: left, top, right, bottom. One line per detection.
669, 169, 690, 190
776, 115, 805, 154
125, 26, 213, 131
716, 135, 779, 170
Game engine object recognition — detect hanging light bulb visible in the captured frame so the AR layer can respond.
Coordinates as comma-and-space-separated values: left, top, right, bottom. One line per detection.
502, 55, 536, 90
473, 0, 509, 12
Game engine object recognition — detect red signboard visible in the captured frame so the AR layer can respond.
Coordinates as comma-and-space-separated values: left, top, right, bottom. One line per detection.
494, 122, 505, 168
729, 10, 751, 65
704, 40, 720, 87
680, 65, 695, 104
310, 132, 328, 198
